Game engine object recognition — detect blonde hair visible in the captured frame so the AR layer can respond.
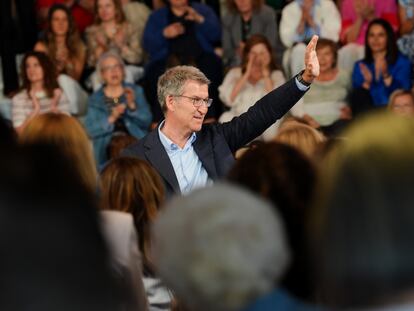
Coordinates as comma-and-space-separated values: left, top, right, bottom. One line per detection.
388, 89, 414, 110
20, 113, 98, 193
275, 122, 325, 158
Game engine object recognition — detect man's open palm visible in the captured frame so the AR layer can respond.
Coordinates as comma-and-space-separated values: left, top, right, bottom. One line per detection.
304, 35, 320, 78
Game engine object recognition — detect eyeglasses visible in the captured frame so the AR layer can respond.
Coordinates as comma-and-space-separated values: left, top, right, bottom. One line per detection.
174, 95, 213, 108
101, 63, 122, 72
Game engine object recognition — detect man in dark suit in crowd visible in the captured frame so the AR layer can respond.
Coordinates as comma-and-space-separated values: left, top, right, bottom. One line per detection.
123, 35, 320, 198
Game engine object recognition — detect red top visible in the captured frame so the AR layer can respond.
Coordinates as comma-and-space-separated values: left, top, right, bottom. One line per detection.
36, 0, 94, 33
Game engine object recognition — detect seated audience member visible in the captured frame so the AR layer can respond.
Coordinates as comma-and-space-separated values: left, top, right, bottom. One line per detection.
275, 121, 326, 159
228, 142, 317, 304
221, 0, 277, 68
312, 112, 414, 310
142, 0, 222, 122
100, 157, 172, 310
12, 51, 70, 133
338, 0, 398, 70
152, 184, 290, 311
291, 38, 351, 136
219, 35, 285, 141
19, 113, 98, 193
35, 4, 86, 81
121, 0, 151, 38
36, 0, 94, 33
388, 89, 414, 117
279, 0, 341, 77
106, 133, 138, 160
34, 4, 88, 115
350, 19, 411, 116
86, 0, 143, 89
397, 0, 414, 63
85, 52, 152, 166
0, 144, 126, 311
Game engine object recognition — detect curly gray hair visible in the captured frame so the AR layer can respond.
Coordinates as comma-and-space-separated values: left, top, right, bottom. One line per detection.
152, 183, 290, 311
157, 65, 210, 112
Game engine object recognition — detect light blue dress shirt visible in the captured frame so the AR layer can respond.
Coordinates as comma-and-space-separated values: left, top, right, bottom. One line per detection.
158, 122, 213, 194
157, 79, 307, 194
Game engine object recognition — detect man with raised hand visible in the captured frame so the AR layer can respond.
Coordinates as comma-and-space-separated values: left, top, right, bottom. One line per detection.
123, 35, 320, 198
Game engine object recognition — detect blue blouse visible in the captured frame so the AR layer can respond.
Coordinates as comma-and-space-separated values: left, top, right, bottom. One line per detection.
352, 53, 412, 106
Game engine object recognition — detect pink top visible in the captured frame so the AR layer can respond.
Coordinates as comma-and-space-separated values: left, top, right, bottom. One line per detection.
340, 0, 399, 45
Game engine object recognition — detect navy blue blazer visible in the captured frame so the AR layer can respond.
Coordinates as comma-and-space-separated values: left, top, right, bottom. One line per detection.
122, 77, 306, 198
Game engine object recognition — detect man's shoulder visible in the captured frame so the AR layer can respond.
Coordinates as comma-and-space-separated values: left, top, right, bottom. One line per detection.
197, 122, 227, 141
122, 130, 156, 158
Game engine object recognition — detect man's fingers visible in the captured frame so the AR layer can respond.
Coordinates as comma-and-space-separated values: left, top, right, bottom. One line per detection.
309, 35, 319, 52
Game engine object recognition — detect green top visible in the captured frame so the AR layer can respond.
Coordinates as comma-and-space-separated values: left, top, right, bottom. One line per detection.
302, 69, 351, 126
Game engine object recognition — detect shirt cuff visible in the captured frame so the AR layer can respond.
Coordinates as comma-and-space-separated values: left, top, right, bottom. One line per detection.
295, 77, 310, 91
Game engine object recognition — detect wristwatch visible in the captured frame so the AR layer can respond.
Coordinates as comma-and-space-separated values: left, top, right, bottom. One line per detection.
296, 70, 311, 87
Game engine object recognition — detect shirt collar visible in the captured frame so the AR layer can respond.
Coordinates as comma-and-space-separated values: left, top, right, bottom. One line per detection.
158, 120, 197, 152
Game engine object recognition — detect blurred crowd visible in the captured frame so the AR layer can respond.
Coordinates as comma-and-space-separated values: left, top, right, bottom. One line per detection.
2, 0, 414, 310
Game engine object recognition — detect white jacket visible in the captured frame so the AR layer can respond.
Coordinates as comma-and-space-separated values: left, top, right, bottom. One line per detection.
280, 0, 341, 47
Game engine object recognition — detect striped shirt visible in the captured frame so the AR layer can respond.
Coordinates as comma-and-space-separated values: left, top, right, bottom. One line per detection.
12, 90, 71, 127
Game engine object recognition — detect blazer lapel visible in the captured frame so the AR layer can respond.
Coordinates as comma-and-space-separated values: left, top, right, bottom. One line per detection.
193, 133, 218, 181
144, 131, 181, 194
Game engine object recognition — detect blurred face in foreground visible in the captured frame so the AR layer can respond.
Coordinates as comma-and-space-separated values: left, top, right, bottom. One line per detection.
391, 94, 414, 117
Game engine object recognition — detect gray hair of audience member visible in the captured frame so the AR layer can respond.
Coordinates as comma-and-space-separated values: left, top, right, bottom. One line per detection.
96, 51, 125, 83
152, 183, 290, 311
157, 65, 210, 112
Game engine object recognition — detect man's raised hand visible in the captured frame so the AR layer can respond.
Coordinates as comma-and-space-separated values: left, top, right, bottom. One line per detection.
303, 35, 320, 83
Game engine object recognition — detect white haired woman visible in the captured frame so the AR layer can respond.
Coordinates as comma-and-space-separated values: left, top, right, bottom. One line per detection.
152, 183, 291, 311
84, 52, 152, 166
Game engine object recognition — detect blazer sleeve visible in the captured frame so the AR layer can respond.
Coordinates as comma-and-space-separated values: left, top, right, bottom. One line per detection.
220, 77, 306, 152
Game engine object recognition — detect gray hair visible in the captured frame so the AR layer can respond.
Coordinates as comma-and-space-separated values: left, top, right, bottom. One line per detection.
96, 51, 125, 84
152, 183, 290, 311
157, 65, 210, 111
